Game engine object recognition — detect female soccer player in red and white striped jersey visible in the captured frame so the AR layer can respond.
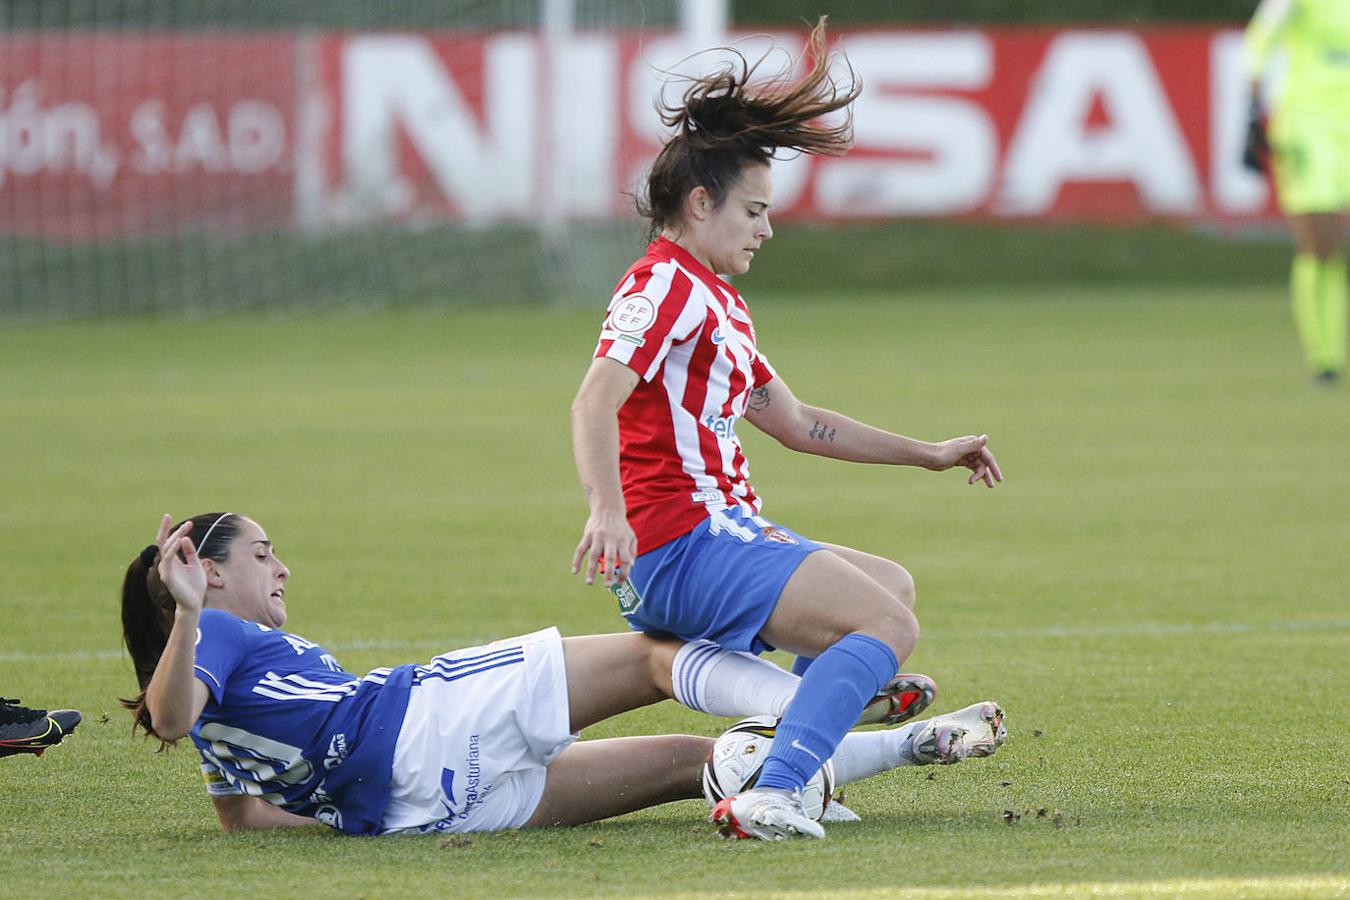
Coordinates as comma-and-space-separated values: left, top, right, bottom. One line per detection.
570, 19, 1004, 840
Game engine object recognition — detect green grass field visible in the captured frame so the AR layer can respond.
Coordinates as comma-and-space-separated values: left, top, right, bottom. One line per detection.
1, 283, 1347, 898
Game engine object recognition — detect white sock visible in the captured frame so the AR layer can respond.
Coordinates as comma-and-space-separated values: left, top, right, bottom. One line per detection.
831, 720, 926, 785
670, 640, 799, 718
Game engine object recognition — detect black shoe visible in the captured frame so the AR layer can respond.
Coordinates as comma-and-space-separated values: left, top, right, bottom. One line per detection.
0, 698, 81, 758
1314, 370, 1340, 387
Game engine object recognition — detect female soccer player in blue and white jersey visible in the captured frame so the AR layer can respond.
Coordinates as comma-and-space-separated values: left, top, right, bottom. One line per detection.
570, 19, 1004, 840
122, 512, 1004, 836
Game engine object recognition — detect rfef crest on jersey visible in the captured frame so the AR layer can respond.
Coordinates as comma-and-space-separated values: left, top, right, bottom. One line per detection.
608, 294, 657, 333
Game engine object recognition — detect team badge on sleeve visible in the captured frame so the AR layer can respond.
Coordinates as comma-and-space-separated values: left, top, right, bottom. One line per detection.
608, 294, 657, 334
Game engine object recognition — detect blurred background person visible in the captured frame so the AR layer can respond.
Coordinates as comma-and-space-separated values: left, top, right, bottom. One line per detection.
1244, 0, 1350, 385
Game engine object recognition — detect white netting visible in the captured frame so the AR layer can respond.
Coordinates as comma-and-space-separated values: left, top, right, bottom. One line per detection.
0, 0, 697, 320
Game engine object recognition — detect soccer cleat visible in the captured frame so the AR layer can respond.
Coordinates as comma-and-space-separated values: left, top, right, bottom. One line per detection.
819, 800, 861, 823
909, 701, 1006, 765
710, 788, 826, 841
0, 698, 82, 758
856, 673, 937, 727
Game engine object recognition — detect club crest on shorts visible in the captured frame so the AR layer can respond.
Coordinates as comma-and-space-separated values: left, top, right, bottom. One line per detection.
760, 526, 797, 545
611, 579, 643, 615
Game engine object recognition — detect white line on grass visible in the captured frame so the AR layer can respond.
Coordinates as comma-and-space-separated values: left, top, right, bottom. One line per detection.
5, 618, 1347, 664
928, 617, 1350, 641
771, 875, 1350, 898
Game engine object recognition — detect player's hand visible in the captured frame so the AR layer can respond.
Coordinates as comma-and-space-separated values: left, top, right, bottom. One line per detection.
571, 509, 638, 588
155, 513, 207, 612
1241, 97, 1269, 175
930, 434, 1003, 488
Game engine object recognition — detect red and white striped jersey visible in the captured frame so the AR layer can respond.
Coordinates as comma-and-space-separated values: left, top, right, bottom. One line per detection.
593, 237, 778, 554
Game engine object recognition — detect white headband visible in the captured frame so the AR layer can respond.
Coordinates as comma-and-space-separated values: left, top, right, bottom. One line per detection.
197, 512, 235, 556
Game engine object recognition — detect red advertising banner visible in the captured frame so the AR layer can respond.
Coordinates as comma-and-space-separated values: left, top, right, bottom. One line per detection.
0, 27, 1276, 239
0, 34, 296, 239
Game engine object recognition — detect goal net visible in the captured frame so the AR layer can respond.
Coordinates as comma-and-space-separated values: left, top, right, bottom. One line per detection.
0, 0, 717, 321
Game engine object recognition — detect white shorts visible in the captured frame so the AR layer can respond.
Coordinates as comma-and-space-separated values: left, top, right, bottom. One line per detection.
379, 627, 576, 834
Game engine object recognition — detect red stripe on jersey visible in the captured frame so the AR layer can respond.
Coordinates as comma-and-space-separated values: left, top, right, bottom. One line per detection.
626, 268, 695, 377
681, 304, 728, 492
715, 346, 751, 499
619, 264, 655, 299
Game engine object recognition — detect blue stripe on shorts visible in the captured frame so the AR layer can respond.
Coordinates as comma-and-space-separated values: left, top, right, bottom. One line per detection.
614, 507, 821, 654
412, 647, 525, 685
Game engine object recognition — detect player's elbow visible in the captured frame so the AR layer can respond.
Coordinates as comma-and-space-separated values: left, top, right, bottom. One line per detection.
568, 390, 600, 422
776, 429, 810, 453
147, 711, 191, 743
772, 413, 818, 453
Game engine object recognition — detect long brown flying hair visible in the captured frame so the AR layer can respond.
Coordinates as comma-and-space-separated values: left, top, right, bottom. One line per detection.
639, 17, 860, 234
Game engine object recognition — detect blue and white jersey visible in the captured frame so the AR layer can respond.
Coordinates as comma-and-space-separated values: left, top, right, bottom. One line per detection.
191, 608, 414, 835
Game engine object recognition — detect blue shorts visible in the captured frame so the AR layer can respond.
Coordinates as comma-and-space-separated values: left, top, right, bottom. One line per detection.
611, 507, 822, 654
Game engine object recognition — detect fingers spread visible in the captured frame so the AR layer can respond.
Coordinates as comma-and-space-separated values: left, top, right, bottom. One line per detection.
155, 513, 173, 545
162, 521, 194, 557
571, 536, 592, 575
602, 538, 623, 588
982, 448, 1004, 483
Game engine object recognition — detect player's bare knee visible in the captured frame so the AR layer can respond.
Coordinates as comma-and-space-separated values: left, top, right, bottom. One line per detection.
861, 606, 919, 661
889, 564, 916, 610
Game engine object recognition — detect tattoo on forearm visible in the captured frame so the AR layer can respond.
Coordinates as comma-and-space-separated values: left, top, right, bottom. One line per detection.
583, 485, 594, 499
748, 387, 771, 412
808, 420, 837, 442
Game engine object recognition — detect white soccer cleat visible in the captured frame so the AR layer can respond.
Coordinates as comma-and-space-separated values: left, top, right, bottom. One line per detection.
856, 673, 937, 728
819, 800, 862, 823
710, 788, 826, 841
910, 701, 1007, 765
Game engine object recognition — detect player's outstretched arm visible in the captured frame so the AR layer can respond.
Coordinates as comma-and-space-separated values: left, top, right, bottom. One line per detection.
144, 515, 211, 741
743, 377, 1003, 487
211, 795, 319, 832
570, 357, 642, 586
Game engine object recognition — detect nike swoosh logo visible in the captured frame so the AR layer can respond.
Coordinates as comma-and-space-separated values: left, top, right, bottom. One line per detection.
711, 328, 726, 344
790, 739, 822, 762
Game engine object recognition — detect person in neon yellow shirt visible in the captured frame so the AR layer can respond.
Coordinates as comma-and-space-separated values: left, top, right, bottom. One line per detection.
1244, 0, 1350, 384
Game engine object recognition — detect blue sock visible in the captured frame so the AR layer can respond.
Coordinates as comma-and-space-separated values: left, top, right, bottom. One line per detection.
790, 655, 814, 677
756, 633, 898, 793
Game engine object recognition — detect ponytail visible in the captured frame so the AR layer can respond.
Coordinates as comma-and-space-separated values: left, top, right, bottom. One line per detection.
118, 545, 176, 742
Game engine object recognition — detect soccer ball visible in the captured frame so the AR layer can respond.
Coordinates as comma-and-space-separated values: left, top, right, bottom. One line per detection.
701, 715, 834, 820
